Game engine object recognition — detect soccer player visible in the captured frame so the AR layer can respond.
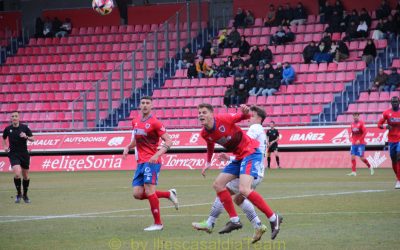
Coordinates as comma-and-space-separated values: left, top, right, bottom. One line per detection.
266, 121, 281, 168
122, 96, 179, 231
347, 112, 373, 176
198, 103, 282, 239
378, 96, 400, 189
192, 105, 268, 243
2, 111, 35, 203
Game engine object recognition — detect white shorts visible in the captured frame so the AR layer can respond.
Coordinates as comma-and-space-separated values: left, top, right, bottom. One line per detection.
226, 177, 263, 194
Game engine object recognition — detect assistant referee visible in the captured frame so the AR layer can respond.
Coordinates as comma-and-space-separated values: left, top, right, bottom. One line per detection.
2, 111, 35, 203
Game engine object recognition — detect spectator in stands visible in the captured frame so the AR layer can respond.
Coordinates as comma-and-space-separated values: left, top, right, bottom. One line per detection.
223, 86, 236, 107
247, 45, 261, 67
320, 32, 332, 50
333, 0, 344, 15
334, 40, 349, 63
55, 18, 72, 38
362, 39, 377, 65
282, 3, 294, 26
260, 45, 273, 64
385, 15, 398, 39
247, 64, 257, 79
233, 8, 246, 28
226, 27, 241, 48
244, 10, 255, 27
285, 27, 296, 42
274, 62, 284, 80
376, 0, 391, 20
384, 68, 400, 92
281, 62, 295, 86
262, 63, 276, 79
275, 5, 285, 26
313, 41, 331, 63
218, 29, 227, 49
34, 17, 44, 38
234, 63, 248, 82
52, 17, 62, 37
246, 72, 258, 96
210, 38, 219, 60
397, 0, 400, 12
178, 47, 195, 70
187, 63, 198, 79
249, 71, 266, 96
264, 4, 277, 27
196, 57, 211, 78
291, 2, 307, 25
232, 53, 245, 69
43, 17, 53, 37
233, 77, 249, 105
370, 68, 388, 92
339, 10, 349, 32
262, 73, 281, 96
347, 9, 360, 26
270, 25, 287, 45
372, 19, 387, 40
224, 56, 235, 76
303, 41, 318, 64
359, 8, 372, 27
238, 36, 250, 56
201, 38, 212, 58
326, 10, 342, 33
356, 20, 369, 38
343, 21, 358, 41
214, 60, 227, 78
320, 1, 333, 24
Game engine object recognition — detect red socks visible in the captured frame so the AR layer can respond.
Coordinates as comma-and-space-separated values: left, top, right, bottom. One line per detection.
397, 162, 400, 181
217, 189, 238, 218
361, 159, 371, 168
351, 159, 356, 172
147, 193, 162, 225
156, 191, 170, 199
247, 191, 274, 218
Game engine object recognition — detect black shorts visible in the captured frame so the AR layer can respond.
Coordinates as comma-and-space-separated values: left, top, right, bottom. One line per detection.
8, 152, 30, 169
267, 143, 278, 153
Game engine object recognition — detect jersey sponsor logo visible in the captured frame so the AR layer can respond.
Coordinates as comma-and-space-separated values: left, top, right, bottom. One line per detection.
366, 152, 387, 168
134, 128, 147, 136
107, 137, 125, 146
219, 125, 226, 133
389, 117, 400, 122
216, 136, 231, 145
289, 132, 325, 141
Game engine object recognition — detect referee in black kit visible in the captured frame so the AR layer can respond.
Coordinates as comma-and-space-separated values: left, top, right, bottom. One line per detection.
2, 111, 35, 203
266, 121, 281, 169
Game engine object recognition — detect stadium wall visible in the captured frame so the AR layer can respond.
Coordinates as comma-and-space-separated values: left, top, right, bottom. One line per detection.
0, 126, 390, 172
0, 11, 22, 34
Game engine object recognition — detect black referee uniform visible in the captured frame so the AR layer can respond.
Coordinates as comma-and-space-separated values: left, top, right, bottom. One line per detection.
2, 123, 33, 202
266, 128, 280, 168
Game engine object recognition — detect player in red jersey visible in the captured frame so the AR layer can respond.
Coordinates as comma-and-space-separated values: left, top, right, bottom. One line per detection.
123, 96, 179, 231
347, 112, 373, 176
198, 103, 282, 239
378, 96, 400, 189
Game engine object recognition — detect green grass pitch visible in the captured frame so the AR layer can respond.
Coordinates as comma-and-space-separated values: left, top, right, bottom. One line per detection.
0, 168, 399, 250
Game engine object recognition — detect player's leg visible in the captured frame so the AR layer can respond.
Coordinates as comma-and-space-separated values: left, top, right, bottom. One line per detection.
274, 150, 281, 168
359, 145, 373, 175
21, 168, 31, 203
395, 143, 400, 189
267, 151, 271, 169
388, 143, 399, 188
348, 146, 357, 176
142, 163, 164, 230
12, 164, 22, 203
239, 152, 282, 240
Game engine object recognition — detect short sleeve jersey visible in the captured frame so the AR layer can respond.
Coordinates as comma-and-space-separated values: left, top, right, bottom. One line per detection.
2, 124, 32, 153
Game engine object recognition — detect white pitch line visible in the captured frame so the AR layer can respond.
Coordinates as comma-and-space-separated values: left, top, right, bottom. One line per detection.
0, 189, 388, 223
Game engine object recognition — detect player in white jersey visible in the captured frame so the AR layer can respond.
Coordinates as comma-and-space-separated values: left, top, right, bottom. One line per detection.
192, 105, 268, 243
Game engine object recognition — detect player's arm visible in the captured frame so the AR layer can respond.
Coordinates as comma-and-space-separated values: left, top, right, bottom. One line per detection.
378, 113, 391, 130
21, 126, 34, 142
123, 130, 136, 159
360, 123, 367, 141
2, 130, 9, 152
149, 133, 172, 163
202, 141, 215, 177
271, 130, 280, 144
221, 104, 251, 124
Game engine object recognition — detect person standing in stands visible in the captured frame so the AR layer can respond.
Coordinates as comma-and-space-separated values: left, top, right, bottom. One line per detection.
2, 111, 35, 203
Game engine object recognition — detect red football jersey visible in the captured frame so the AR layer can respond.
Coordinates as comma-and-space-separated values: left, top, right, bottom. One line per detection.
378, 109, 400, 143
200, 113, 259, 161
132, 115, 166, 164
350, 120, 367, 145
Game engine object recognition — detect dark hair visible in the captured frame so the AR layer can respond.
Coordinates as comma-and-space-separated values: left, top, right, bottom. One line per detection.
11, 111, 19, 114
198, 103, 214, 112
250, 106, 267, 123
270, 121, 275, 124
140, 96, 152, 101
353, 112, 360, 116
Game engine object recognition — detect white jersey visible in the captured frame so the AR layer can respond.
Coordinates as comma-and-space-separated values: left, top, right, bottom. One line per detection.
247, 124, 267, 177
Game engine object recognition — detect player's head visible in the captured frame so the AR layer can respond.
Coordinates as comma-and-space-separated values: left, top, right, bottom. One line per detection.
249, 106, 266, 125
10, 111, 19, 125
139, 96, 153, 116
270, 121, 275, 128
391, 96, 400, 111
353, 112, 360, 122
198, 103, 214, 128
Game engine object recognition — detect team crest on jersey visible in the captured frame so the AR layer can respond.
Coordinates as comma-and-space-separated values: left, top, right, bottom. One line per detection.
219, 125, 226, 133
145, 123, 151, 129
